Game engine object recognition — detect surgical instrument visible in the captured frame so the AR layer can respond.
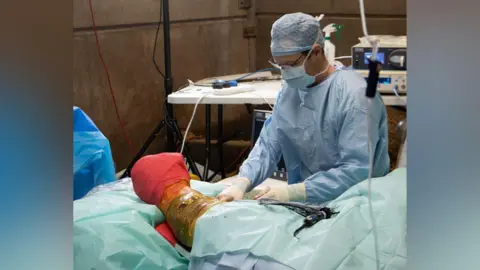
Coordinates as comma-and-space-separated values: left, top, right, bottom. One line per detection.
258, 199, 336, 237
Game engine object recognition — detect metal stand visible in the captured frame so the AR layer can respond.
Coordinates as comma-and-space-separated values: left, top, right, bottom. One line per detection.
203, 105, 212, 181
216, 105, 226, 179
204, 104, 255, 181
120, 0, 200, 179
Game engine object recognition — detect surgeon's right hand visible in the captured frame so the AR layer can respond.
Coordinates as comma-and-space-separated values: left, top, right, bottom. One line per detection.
216, 177, 251, 202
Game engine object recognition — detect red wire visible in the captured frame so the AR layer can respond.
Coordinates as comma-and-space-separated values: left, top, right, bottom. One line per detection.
225, 146, 250, 172
88, 0, 135, 157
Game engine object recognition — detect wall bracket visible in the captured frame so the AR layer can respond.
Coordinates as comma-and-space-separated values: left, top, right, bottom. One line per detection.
243, 24, 256, 38
238, 0, 251, 9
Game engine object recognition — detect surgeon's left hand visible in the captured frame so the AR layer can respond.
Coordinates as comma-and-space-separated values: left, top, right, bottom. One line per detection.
253, 186, 289, 201
253, 183, 307, 202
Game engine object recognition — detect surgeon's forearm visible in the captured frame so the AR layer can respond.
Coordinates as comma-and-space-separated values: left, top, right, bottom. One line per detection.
303, 165, 368, 204
238, 146, 281, 189
239, 113, 282, 188
238, 156, 278, 190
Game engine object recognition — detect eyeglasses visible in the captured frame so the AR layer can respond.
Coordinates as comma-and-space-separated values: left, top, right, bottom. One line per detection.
268, 52, 308, 69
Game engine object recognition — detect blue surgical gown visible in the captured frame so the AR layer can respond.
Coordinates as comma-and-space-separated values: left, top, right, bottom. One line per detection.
238, 70, 390, 204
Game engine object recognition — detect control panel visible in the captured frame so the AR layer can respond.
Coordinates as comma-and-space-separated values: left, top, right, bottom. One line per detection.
354, 70, 407, 94
352, 47, 407, 71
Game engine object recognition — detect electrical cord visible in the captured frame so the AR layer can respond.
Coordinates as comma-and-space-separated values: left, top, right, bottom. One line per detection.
334, 55, 352, 60
88, 0, 135, 157
179, 91, 272, 155
359, 0, 381, 269
180, 93, 210, 154
233, 68, 278, 81
359, 0, 379, 58
153, 0, 165, 78
179, 66, 280, 155
392, 86, 407, 106
197, 68, 278, 85
392, 86, 400, 97
225, 146, 250, 172
179, 81, 274, 154
251, 93, 274, 110
366, 99, 380, 269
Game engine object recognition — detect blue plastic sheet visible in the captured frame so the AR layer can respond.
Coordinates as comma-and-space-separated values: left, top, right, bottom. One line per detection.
73, 106, 116, 200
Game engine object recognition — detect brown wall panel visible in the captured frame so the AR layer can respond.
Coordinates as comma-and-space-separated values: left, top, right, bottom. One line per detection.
73, 19, 250, 169
257, 0, 406, 16
74, 0, 247, 28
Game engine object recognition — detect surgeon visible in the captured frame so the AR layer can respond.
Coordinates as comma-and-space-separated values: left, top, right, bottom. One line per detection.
217, 12, 390, 205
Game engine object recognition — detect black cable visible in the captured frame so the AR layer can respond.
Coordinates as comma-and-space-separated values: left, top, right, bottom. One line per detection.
153, 0, 165, 78
258, 199, 337, 218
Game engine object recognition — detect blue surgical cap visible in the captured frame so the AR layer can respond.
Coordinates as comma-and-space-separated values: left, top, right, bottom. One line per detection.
270, 12, 324, 57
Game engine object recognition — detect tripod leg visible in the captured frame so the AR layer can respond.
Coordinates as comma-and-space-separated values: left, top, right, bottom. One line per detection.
167, 119, 202, 179
121, 120, 166, 178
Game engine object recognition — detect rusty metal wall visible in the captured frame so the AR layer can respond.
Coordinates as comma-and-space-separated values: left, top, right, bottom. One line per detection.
73, 0, 251, 169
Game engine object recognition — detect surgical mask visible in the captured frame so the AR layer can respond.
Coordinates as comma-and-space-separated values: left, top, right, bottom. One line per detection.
281, 58, 329, 89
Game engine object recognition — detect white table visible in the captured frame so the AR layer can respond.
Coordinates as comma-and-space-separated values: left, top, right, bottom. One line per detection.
168, 78, 406, 182
168, 80, 279, 105
168, 80, 406, 106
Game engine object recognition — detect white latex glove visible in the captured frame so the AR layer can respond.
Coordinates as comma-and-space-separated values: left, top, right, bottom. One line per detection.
254, 183, 307, 202
216, 177, 251, 202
